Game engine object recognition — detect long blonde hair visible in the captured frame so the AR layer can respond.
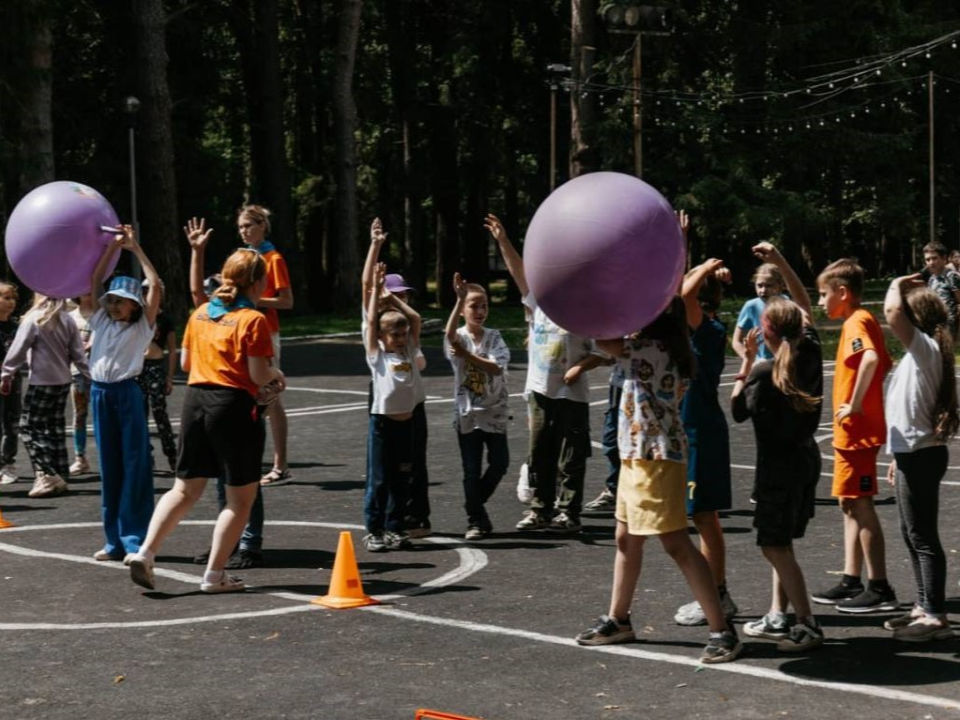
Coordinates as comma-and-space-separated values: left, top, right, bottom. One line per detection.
27, 294, 67, 328
211, 249, 266, 305
761, 298, 820, 413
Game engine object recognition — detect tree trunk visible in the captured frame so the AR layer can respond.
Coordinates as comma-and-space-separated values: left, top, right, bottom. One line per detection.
331, 0, 363, 307
570, 0, 598, 177
19, 9, 54, 193
132, 0, 186, 320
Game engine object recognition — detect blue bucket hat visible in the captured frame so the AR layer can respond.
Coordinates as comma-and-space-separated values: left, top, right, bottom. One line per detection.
103, 276, 144, 307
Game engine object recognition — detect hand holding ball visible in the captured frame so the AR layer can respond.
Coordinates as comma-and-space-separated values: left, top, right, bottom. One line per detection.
523, 172, 686, 338
4, 181, 121, 298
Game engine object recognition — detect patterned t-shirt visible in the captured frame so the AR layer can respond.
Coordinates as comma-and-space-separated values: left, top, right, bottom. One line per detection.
444, 327, 510, 434
927, 270, 960, 327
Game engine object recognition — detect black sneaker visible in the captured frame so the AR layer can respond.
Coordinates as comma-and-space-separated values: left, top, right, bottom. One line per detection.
810, 581, 864, 605
576, 614, 635, 646
225, 548, 263, 570
776, 621, 824, 652
837, 585, 899, 614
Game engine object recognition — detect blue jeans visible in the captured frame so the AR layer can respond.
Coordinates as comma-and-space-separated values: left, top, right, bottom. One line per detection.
457, 429, 509, 529
407, 401, 431, 523
602, 385, 622, 493
216, 479, 264, 552
91, 379, 154, 555
364, 414, 413, 533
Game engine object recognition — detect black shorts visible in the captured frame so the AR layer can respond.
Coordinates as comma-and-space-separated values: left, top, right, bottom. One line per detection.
754, 444, 820, 547
177, 384, 265, 487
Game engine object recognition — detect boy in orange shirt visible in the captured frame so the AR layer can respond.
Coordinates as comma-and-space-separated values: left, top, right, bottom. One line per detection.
811, 259, 898, 613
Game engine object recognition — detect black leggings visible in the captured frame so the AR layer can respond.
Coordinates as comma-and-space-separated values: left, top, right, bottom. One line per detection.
894, 445, 948, 615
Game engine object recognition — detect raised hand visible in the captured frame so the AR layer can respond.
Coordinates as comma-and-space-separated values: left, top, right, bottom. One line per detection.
370, 217, 387, 246
677, 209, 690, 236
184, 217, 213, 249
752, 241, 783, 264
453, 272, 468, 300
483, 214, 506, 243
114, 224, 138, 250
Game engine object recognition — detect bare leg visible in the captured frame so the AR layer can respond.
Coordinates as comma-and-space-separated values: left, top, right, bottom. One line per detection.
840, 498, 865, 577
767, 567, 789, 615
691, 510, 726, 586
661, 529, 726, 632
206, 483, 259, 574
762, 545, 813, 619
139, 478, 208, 556
607, 520, 645, 620
842, 496, 887, 581
265, 398, 288, 472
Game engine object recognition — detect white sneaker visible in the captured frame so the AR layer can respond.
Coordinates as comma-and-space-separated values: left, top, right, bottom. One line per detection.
129, 554, 156, 590
69, 456, 90, 475
200, 571, 246, 593
0, 464, 17, 485
516, 463, 534, 503
674, 591, 739, 626
27, 472, 68, 498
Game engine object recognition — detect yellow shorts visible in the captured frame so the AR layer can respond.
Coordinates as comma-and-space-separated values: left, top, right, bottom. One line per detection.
615, 458, 688, 536
832, 447, 879, 498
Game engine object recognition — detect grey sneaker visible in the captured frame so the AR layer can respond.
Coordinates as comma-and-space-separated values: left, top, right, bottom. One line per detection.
516, 510, 550, 531
383, 530, 412, 550
28, 472, 68, 498
547, 511, 582, 533
362, 533, 387, 553
464, 526, 487, 540
584, 488, 616, 512
776, 621, 824, 652
700, 628, 742, 664
674, 590, 738, 626
576, 614, 635, 646
743, 613, 791, 640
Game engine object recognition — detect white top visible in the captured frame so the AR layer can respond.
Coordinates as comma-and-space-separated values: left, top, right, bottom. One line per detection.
88, 306, 154, 383
361, 304, 427, 383
522, 294, 594, 403
367, 341, 425, 415
444, 326, 511, 434
886, 329, 944, 454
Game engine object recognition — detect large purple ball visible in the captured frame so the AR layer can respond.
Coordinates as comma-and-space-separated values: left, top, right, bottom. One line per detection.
5, 181, 121, 298
524, 172, 686, 338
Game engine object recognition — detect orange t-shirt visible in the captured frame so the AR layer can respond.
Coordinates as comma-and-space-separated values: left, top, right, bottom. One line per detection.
832, 308, 891, 450
182, 304, 274, 398
260, 249, 291, 334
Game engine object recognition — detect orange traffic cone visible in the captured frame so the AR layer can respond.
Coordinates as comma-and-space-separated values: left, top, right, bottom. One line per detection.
311, 531, 379, 609
415, 710, 481, 720
0, 503, 13, 529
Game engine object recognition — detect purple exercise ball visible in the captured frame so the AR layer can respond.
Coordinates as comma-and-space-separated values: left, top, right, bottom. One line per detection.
5, 181, 121, 298
524, 171, 686, 338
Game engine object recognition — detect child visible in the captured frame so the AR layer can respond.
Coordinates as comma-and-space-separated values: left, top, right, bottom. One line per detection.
362, 218, 431, 537
444, 272, 510, 539
486, 213, 603, 533
185, 216, 267, 569
732, 241, 826, 650
234, 205, 293, 487
88, 226, 161, 561
921, 241, 960, 336
68, 293, 96, 476
1, 293, 90, 497
673, 254, 738, 627
583, 360, 622, 512
811, 258, 897, 613
128, 248, 284, 592
136, 281, 178, 473
0, 282, 21, 485
732, 262, 786, 361
363, 262, 424, 552
882, 275, 958, 641
576, 298, 741, 664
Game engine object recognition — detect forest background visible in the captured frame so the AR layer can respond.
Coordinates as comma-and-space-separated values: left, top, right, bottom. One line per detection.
1, 0, 960, 323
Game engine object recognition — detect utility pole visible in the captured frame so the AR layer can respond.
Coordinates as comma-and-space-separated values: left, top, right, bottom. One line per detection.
929, 70, 935, 246
546, 64, 572, 191
633, 34, 642, 177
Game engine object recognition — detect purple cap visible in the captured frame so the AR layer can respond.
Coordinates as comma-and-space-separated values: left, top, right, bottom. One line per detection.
385, 273, 414, 294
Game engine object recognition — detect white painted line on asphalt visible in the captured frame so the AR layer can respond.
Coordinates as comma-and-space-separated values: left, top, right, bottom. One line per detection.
0, 521, 487, 631
368, 606, 960, 712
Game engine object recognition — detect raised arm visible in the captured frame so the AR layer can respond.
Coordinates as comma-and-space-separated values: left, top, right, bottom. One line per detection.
362, 218, 388, 302
752, 242, 812, 321
386, 285, 422, 346
184, 217, 213, 308
884, 274, 925, 349
91, 230, 124, 299
681, 258, 725, 331
118, 227, 162, 327
445, 272, 467, 346
485, 214, 528, 297
365, 263, 385, 354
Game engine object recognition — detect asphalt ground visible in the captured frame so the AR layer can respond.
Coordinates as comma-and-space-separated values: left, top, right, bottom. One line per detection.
3, 339, 960, 720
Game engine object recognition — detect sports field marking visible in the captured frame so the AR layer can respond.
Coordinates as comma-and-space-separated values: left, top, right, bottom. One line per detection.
0, 521, 487, 631
369, 606, 960, 712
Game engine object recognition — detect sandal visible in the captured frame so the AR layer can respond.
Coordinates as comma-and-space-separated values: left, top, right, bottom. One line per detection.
260, 468, 292, 487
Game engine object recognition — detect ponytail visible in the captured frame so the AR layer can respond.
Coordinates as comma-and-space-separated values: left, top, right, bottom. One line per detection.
905, 287, 959, 441
763, 298, 820, 413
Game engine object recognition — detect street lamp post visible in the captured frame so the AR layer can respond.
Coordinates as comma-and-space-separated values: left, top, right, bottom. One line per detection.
124, 96, 141, 277
546, 64, 572, 191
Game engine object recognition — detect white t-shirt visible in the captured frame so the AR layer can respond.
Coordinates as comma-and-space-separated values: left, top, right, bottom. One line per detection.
361, 303, 427, 384
367, 341, 424, 416
522, 294, 593, 403
886, 329, 944, 453
444, 326, 510, 434
88, 306, 154, 383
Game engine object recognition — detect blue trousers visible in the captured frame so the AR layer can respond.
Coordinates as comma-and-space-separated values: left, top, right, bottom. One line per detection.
364, 415, 413, 533
457, 429, 509, 529
602, 385, 623, 493
216, 478, 264, 551
91, 379, 154, 555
